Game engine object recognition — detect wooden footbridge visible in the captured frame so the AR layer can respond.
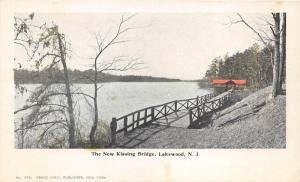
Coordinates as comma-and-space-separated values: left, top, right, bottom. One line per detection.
110, 92, 234, 146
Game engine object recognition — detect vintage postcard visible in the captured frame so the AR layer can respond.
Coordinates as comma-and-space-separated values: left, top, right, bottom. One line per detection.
0, 0, 300, 181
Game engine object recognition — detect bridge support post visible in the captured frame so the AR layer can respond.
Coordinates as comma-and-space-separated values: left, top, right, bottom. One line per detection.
110, 117, 117, 147
151, 107, 155, 122
196, 96, 199, 106
124, 117, 128, 134
189, 109, 193, 126
144, 109, 148, 124
175, 100, 178, 112
137, 112, 140, 127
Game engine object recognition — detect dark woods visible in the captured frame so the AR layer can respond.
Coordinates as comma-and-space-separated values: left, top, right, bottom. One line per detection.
14, 69, 181, 84
203, 43, 275, 90
203, 12, 286, 95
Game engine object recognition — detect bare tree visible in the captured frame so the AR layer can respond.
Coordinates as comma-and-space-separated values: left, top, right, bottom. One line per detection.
14, 14, 77, 148
271, 13, 280, 97
278, 13, 286, 93
228, 13, 286, 98
81, 14, 142, 147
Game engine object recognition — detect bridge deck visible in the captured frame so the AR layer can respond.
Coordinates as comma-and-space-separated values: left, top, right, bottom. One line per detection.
152, 110, 190, 128
113, 92, 233, 148
151, 92, 230, 128
115, 110, 210, 148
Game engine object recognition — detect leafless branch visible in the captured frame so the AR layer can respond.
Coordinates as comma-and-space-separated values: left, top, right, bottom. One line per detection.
15, 120, 67, 132
94, 14, 136, 58
97, 57, 143, 73
97, 85, 104, 91
111, 40, 130, 45
14, 42, 31, 58
234, 13, 268, 46
270, 26, 277, 38
260, 29, 275, 42
14, 103, 67, 114
37, 122, 65, 145
71, 92, 94, 99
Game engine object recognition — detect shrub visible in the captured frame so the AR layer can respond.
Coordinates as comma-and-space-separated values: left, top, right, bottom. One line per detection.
76, 121, 111, 148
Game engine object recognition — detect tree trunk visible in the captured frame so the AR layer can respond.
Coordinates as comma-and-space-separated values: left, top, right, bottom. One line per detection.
278, 13, 286, 93
20, 121, 24, 149
57, 32, 76, 148
89, 59, 99, 147
272, 13, 280, 98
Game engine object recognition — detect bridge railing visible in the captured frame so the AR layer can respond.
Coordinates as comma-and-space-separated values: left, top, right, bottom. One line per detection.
110, 93, 216, 145
188, 93, 233, 126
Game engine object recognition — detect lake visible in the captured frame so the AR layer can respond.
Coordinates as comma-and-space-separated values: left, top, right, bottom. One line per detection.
15, 82, 211, 147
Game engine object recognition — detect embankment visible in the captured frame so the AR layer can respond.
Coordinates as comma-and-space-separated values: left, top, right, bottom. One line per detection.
128, 86, 286, 148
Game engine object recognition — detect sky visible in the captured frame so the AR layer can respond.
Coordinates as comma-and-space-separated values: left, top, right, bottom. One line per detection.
15, 13, 270, 80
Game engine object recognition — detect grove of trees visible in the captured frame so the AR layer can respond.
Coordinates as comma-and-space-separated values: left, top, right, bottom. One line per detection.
204, 43, 274, 90
14, 68, 181, 84
204, 12, 286, 96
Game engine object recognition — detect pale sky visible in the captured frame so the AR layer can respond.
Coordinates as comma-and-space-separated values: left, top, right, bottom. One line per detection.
15, 13, 270, 80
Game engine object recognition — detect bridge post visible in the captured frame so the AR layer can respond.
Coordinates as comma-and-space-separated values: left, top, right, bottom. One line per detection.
124, 116, 128, 134
175, 100, 178, 112
110, 117, 117, 147
200, 96, 204, 103
222, 97, 225, 107
189, 109, 193, 126
228, 93, 232, 103
137, 112, 140, 127
164, 104, 167, 116
197, 106, 201, 119
151, 107, 155, 122
196, 96, 199, 106
144, 109, 148, 124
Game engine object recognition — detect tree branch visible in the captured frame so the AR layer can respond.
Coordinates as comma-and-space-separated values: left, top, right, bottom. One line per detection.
14, 103, 67, 114
71, 92, 94, 99
15, 120, 67, 132
235, 13, 268, 46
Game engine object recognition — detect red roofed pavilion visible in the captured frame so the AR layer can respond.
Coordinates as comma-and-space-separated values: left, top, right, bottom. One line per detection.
212, 79, 247, 87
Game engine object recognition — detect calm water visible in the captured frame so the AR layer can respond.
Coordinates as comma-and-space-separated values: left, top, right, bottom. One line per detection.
16, 82, 211, 122
15, 82, 211, 146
